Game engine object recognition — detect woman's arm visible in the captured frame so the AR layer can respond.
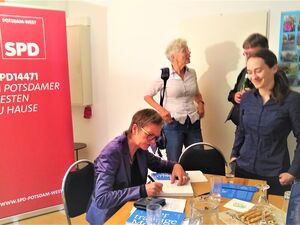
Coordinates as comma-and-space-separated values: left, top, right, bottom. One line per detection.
94, 149, 141, 209
194, 92, 205, 118
144, 95, 172, 123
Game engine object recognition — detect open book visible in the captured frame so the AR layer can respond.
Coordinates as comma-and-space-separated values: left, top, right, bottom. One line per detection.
150, 170, 207, 182
157, 180, 194, 197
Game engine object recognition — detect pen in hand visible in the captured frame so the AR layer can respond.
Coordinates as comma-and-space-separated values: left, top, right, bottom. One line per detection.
147, 175, 155, 183
146, 175, 163, 196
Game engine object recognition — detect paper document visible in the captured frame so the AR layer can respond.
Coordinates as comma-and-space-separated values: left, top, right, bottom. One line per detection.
223, 198, 255, 212
158, 180, 194, 197
163, 198, 186, 212
186, 170, 208, 182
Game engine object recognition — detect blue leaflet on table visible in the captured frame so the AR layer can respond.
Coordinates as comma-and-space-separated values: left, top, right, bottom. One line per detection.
221, 183, 258, 202
126, 209, 185, 225
150, 173, 171, 180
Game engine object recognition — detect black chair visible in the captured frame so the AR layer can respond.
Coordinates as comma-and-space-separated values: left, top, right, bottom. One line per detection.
286, 181, 300, 225
179, 142, 227, 175
61, 159, 94, 225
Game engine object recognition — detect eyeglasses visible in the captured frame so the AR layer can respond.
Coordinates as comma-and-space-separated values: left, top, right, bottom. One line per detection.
140, 127, 160, 142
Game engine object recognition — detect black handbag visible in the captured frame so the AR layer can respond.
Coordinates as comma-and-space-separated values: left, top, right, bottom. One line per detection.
156, 68, 169, 155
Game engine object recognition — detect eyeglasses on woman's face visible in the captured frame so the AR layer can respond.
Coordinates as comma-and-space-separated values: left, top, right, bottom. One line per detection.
140, 127, 161, 142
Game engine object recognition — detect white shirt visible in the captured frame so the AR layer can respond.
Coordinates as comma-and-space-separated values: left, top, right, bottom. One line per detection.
145, 66, 200, 124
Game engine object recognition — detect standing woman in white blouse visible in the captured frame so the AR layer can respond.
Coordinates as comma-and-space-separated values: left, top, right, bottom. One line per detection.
144, 38, 205, 162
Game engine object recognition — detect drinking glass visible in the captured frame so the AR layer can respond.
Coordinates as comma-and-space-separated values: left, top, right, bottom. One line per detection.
225, 160, 236, 178
255, 184, 270, 225
209, 176, 222, 203
146, 203, 162, 225
189, 197, 219, 225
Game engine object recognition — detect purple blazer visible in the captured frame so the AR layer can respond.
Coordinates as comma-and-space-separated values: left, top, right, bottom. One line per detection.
86, 133, 175, 225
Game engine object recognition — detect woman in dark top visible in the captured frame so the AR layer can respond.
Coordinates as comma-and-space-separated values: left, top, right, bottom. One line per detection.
230, 49, 300, 195
226, 33, 267, 126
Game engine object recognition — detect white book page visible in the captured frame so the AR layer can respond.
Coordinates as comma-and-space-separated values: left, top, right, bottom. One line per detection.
158, 180, 194, 197
186, 170, 208, 182
163, 198, 186, 213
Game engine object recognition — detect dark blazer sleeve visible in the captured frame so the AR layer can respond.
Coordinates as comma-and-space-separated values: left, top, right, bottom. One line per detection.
230, 94, 247, 158
228, 67, 247, 103
93, 145, 141, 210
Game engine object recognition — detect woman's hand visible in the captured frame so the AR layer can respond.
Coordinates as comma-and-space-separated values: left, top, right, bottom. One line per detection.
197, 102, 205, 118
171, 164, 189, 186
159, 108, 172, 123
145, 182, 163, 196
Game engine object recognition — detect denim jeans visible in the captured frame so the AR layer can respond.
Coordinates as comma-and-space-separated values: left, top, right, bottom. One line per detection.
286, 181, 300, 225
163, 117, 203, 162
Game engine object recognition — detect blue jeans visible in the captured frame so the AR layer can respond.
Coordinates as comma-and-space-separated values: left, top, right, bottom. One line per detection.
286, 181, 300, 225
163, 117, 203, 162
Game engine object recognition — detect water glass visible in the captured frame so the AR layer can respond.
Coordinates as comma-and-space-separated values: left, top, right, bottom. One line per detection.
282, 190, 291, 211
225, 160, 236, 178
146, 203, 162, 225
210, 176, 222, 203
189, 197, 219, 225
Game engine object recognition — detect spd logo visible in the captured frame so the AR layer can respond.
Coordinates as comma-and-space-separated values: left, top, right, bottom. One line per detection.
0, 15, 46, 60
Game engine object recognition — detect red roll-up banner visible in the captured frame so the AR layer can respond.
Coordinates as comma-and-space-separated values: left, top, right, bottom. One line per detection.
0, 5, 74, 221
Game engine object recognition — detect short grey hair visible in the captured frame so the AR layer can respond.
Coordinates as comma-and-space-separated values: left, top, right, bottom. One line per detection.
165, 38, 188, 61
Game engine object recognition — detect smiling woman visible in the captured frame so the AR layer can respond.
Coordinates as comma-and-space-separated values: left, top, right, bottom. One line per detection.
246, 49, 289, 104
230, 49, 300, 196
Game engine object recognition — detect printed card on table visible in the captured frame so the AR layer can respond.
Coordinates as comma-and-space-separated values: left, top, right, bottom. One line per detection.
224, 198, 255, 213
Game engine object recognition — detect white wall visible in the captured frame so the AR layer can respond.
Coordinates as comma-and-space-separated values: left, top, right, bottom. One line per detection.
64, 0, 300, 161
7, 0, 299, 161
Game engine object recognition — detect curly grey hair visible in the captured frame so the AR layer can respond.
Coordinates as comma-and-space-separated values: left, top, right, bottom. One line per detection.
165, 38, 188, 61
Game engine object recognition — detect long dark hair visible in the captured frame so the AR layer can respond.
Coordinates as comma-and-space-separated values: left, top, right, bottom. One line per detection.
250, 49, 290, 104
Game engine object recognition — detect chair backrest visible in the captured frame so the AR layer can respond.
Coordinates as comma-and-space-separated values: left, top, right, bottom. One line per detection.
179, 142, 227, 175
61, 159, 94, 225
286, 181, 300, 225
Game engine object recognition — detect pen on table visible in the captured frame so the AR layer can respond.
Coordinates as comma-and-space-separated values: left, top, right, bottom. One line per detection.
196, 191, 210, 197
147, 175, 155, 182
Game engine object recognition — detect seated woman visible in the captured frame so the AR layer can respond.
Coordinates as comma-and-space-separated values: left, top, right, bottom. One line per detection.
86, 108, 188, 225
230, 49, 300, 195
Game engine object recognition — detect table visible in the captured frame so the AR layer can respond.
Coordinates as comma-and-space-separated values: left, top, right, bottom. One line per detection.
104, 174, 283, 225
74, 142, 87, 161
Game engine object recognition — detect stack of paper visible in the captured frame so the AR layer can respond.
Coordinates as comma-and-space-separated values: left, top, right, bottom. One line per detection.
158, 180, 194, 197
163, 198, 186, 212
